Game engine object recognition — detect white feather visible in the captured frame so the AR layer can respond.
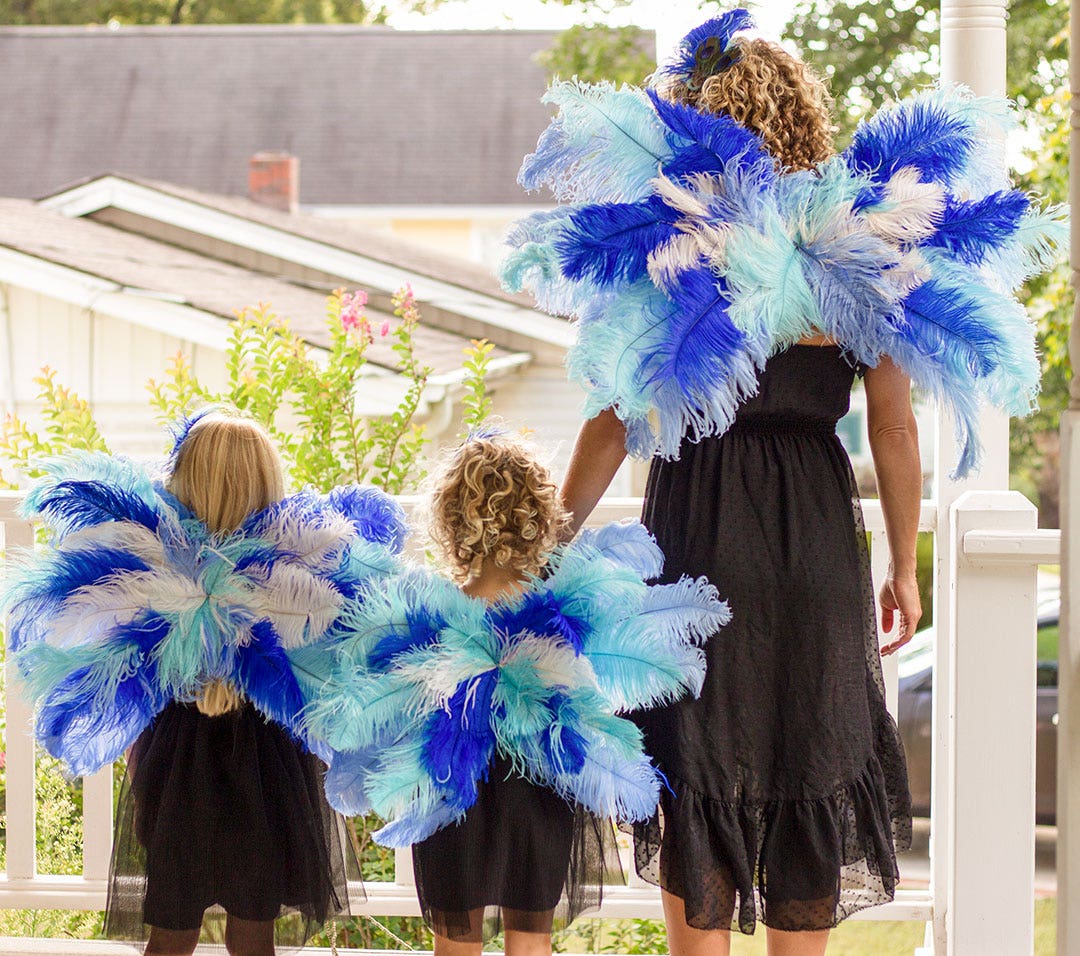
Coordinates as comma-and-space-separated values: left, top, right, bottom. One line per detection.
862, 167, 945, 244
48, 570, 205, 648
499, 634, 596, 691
647, 232, 707, 291
61, 522, 167, 568
253, 563, 344, 648
259, 512, 355, 571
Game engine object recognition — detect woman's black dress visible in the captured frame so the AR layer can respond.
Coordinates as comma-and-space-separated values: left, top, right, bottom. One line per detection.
633, 345, 911, 934
104, 701, 359, 947
411, 754, 623, 942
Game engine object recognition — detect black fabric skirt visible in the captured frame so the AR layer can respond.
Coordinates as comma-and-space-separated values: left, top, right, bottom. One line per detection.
411, 755, 624, 942
632, 346, 911, 934
104, 701, 360, 947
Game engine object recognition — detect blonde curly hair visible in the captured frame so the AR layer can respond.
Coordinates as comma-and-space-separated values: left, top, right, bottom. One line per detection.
662, 37, 835, 171
429, 432, 571, 584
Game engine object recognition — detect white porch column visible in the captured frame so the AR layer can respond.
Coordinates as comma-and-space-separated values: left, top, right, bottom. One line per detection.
933, 3, 1010, 954
1057, 2, 1080, 953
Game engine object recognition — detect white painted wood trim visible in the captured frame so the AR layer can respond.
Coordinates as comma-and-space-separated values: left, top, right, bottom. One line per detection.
38, 177, 574, 351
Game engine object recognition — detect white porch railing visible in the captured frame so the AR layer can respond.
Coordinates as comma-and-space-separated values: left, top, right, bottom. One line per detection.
0, 490, 1055, 955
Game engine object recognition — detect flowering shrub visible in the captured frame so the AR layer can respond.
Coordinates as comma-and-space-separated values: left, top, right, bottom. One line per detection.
1, 288, 440, 497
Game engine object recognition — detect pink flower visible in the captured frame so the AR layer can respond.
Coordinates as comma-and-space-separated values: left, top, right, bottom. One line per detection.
379, 320, 391, 337
339, 290, 369, 332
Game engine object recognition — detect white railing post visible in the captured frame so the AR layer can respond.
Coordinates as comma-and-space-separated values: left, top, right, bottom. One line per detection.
2, 510, 36, 885
947, 491, 1037, 955
932, 4, 1010, 953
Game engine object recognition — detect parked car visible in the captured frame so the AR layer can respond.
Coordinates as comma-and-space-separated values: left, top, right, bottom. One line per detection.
896, 580, 1060, 823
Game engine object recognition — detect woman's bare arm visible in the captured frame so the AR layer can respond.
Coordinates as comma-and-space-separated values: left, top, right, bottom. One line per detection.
560, 408, 628, 538
864, 356, 923, 655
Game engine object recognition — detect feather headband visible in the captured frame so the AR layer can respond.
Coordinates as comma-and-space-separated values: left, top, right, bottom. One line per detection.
651, 9, 757, 92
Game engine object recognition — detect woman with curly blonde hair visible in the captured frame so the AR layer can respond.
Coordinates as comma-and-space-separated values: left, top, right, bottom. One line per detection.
410, 427, 609, 956
557, 15, 918, 956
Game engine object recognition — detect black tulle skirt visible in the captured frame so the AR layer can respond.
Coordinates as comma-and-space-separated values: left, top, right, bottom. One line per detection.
104, 701, 360, 947
632, 346, 911, 934
411, 755, 623, 942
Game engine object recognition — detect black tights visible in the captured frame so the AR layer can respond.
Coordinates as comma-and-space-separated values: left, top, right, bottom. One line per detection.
144, 914, 275, 956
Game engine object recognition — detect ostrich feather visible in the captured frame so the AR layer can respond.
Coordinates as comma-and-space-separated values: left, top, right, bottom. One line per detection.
648, 89, 771, 182
844, 91, 978, 187
924, 190, 1030, 265
323, 746, 382, 816
555, 197, 681, 287
574, 520, 664, 580
859, 166, 946, 245
250, 563, 344, 648
518, 81, 671, 204
327, 484, 408, 553
978, 203, 1070, 291
638, 575, 732, 645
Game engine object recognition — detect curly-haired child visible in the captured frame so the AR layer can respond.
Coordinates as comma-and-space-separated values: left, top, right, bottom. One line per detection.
411, 428, 622, 955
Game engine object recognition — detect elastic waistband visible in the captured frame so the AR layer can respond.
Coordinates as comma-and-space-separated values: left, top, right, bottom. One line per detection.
728, 418, 837, 436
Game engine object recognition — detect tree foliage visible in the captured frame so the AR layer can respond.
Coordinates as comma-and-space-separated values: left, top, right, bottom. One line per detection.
535, 23, 656, 86
0, 0, 440, 25
786, 0, 1068, 140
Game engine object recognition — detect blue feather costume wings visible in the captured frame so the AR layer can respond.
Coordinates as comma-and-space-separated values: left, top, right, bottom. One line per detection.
3, 452, 406, 776
501, 11, 1068, 478
304, 520, 730, 847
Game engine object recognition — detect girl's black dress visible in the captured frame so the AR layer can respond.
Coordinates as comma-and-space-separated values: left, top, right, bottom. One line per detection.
411, 754, 623, 942
633, 345, 911, 934
104, 701, 359, 947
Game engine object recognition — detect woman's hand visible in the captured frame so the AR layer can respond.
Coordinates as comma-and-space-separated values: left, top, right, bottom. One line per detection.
879, 569, 922, 655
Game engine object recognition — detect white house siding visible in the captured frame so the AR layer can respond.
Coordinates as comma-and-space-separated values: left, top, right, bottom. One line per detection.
5, 286, 227, 461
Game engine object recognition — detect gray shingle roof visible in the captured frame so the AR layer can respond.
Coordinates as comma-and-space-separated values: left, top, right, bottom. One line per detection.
0, 197, 504, 375
0, 25, 568, 205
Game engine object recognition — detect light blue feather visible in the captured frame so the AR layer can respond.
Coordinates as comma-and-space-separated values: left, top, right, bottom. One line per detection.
519, 81, 671, 204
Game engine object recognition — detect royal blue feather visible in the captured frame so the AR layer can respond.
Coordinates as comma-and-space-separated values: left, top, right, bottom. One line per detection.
368, 605, 446, 671
643, 267, 746, 399
555, 197, 681, 287
492, 591, 589, 654
327, 485, 408, 554
845, 97, 976, 187
648, 90, 771, 182
923, 191, 1030, 265
422, 672, 499, 811
32, 480, 161, 534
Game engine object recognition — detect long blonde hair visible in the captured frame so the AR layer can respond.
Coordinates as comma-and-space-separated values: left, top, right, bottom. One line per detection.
429, 431, 570, 584
662, 37, 835, 171
167, 410, 286, 716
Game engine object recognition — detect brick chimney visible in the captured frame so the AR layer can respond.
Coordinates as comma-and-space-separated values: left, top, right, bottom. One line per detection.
248, 152, 299, 213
